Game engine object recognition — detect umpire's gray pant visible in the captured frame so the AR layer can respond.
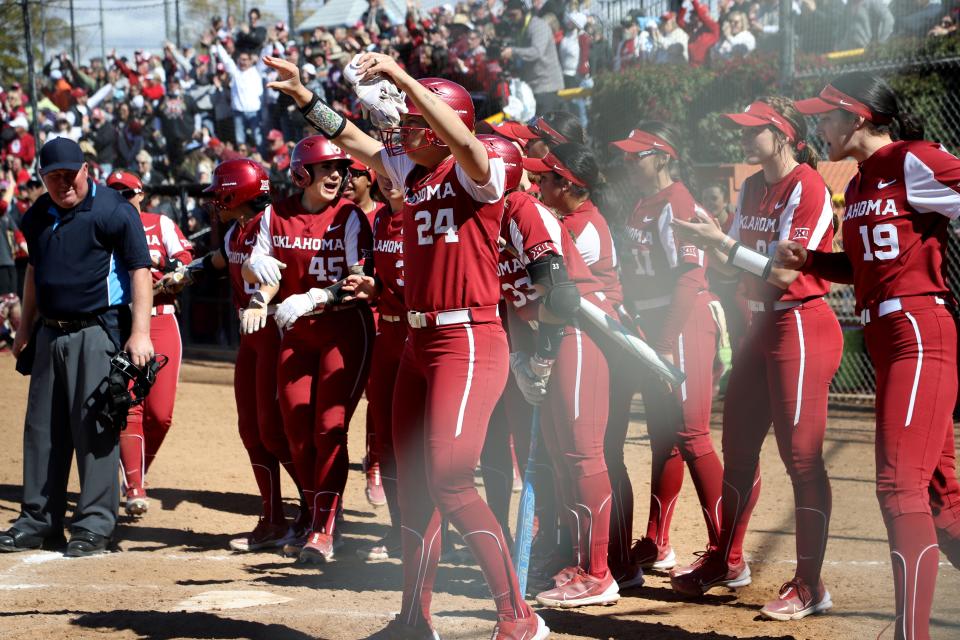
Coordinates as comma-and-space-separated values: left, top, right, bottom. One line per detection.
15, 324, 120, 538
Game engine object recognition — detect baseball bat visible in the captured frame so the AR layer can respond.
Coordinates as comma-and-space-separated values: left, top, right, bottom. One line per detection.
512, 406, 539, 597
579, 297, 686, 386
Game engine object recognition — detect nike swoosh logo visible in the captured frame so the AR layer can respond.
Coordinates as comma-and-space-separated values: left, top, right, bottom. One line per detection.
642, 216, 654, 224
327, 224, 342, 232
877, 179, 897, 189
244, 238, 257, 246
774, 200, 786, 209
652, 142, 664, 147
839, 99, 853, 106
143, 225, 156, 231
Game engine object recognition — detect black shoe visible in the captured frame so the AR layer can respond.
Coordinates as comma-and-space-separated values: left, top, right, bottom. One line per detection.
0, 528, 44, 552
364, 616, 440, 639
65, 529, 109, 557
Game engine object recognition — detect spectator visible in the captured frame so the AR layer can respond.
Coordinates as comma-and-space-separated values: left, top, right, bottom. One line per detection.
5, 116, 36, 166
654, 11, 690, 62
500, 0, 565, 114
796, 0, 840, 54
135, 150, 164, 187
714, 11, 757, 58
559, 13, 585, 89
929, 13, 957, 35
235, 7, 268, 55
680, 0, 721, 66
156, 77, 199, 168
896, 0, 946, 37
615, 16, 655, 70
0, 174, 20, 298
841, 0, 895, 48
117, 117, 145, 171
212, 41, 264, 149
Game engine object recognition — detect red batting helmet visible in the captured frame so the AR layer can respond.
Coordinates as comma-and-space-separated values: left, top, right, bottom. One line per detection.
477, 134, 522, 192
290, 135, 350, 188
203, 158, 271, 210
382, 78, 475, 157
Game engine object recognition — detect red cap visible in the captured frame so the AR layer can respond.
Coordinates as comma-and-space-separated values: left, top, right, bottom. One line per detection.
197, 54, 211, 64
267, 129, 284, 141
522, 152, 586, 187
611, 129, 678, 159
208, 137, 223, 148
71, 87, 87, 98
495, 121, 539, 145
794, 83, 889, 123
661, 11, 676, 20
722, 100, 797, 142
106, 170, 143, 194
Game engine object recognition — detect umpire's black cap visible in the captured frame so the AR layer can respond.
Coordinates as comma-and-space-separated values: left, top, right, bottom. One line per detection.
38, 137, 85, 176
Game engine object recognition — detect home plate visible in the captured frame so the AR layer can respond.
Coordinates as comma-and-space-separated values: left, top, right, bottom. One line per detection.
174, 590, 292, 612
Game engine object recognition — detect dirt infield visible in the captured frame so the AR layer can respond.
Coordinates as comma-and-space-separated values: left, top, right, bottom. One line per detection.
1, 356, 958, 640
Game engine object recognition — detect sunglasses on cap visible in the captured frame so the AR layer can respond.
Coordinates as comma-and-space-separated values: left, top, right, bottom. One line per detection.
526, 117, 569, 146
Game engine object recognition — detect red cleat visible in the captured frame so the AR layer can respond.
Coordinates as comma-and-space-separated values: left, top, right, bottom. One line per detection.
760, 578, 833, 621
535, 568, 620, 608
669, 549, 751, 596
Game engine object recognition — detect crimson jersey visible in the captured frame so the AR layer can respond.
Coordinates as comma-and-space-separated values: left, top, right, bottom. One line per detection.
559, 199, 623, 306
141, 211, 192, 307
841, 140, 960, 312
223, 211, 264, 311
252, 194, 372, 302
499, 191, 607, 323
730, 163, 833, 302
372, 204, 406, 317
621, 181, 708, 310
379, 150, 507, 312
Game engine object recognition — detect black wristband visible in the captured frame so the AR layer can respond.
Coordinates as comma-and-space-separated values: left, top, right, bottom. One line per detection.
202, 252, 215, 273
726, 241, 741, 264
300, 93, 347, 139
536, 322, 565, 361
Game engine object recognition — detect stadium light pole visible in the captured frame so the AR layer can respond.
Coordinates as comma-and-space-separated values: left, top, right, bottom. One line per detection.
288, 0, 296, 33
99, 0, 106, 63
21, 0, 40, 148
779, 0, 795, 90
175, 0, 182, 49
69, 0, 77, 61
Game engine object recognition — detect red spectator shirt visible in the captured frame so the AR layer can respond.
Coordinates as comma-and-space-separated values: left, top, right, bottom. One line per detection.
223, 211, 264, 311
141, 211, 192, 308
5, 133, 36, 166
559, 199, 623, 306
621, 181, 709, 311
379, 150, 507, 313
730, 163, 833, 303
253, 194, 372, 302
840, 140, 960, 312
371, 204, 406, 318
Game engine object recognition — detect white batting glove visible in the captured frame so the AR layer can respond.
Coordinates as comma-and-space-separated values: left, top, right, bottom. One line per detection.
509, 352, 550, 406
344, 54, 407, 129
275, 289, 326, 331
239, 306, 268, 335
248, 255, 286, 287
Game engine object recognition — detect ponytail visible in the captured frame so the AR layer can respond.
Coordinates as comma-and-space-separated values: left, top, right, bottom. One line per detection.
894, 112, 925, 141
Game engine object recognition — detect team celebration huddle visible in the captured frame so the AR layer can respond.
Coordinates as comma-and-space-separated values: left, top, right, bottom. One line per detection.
3, 44, 960, 640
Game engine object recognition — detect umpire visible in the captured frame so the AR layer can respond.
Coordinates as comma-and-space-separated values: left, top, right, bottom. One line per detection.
0, 138, 153, 557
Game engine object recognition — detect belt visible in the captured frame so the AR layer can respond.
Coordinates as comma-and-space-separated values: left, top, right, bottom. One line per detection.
42, 317, 99, 332
860, 296, 945, 325
152, 304, 176, 316
747, 299, 809, 313
406, 304, 499, 329
380, 314, 402, 323
633, 294, 673, 311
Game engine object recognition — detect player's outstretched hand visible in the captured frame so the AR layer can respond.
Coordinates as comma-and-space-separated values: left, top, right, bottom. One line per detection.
275, 291, 321, 331
671, 212, 726, 249
339, 274, 378, 302
263, 56, 311, 105
247, 255, 287, 287
240, 305, 268, 335
355, 52, 405, 83
775, 241, 808, 270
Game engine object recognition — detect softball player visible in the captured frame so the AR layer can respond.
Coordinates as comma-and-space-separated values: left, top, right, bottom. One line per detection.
608, 123, 724, 577
243, 136, 374, 564
106, 171, 191, 518
782, 72, 960, 639
669, 98, 842, 623
202, 159, 306, 551
263, 53, 547, 639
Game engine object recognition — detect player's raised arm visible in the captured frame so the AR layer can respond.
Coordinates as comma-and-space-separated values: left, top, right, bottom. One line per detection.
262, 55, 386, 176
354, 52, 491, 184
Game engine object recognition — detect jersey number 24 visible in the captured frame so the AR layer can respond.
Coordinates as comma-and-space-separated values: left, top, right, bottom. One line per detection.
415, 208, 460, 245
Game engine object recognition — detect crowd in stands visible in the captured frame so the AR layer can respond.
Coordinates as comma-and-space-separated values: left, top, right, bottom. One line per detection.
1, 0, 958, 245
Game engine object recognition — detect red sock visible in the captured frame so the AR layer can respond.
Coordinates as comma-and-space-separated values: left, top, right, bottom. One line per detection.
119, 427, 146, 494
646, 449, 684, 547
888, 513, 939, 640
573, 471, 612, 578
720, 467, 761, 565
794, 474, 832, 585
399, 511, 442, 629
607, 464, 634, 569
450, 498, 531, 622
249, 455, 283, 524
687, 451, 724, 549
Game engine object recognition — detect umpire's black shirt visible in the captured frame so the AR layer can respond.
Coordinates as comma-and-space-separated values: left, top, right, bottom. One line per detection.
20, 180, 151, 321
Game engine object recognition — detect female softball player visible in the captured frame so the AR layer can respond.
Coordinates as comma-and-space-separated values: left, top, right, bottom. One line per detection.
263, 52, 547, 639
608, 122, 725, 577
202, 159, 306, 551
669, 98, 842, 623
780, 72, 960, 639
107, 170, 191, 517
243, 136, 374, 565
344, 158, 390, 508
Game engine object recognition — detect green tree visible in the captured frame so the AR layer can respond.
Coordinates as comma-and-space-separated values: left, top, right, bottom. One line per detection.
0, 1, 71, 90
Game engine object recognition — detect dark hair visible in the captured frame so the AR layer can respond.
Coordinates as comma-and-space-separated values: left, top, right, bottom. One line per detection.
759, 96, 819, 169
551, 142, 621, 222
539, 111, 586, 146
830, 71, 924, 141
